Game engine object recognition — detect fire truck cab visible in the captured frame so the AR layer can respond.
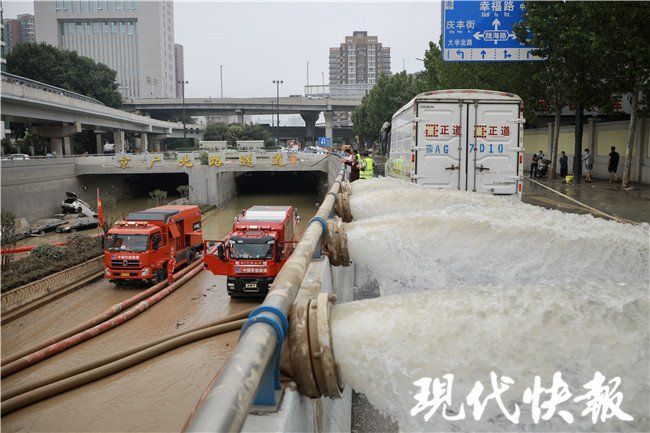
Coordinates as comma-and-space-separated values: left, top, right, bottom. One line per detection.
103, 205, 203, 285
204, 205, 296, 298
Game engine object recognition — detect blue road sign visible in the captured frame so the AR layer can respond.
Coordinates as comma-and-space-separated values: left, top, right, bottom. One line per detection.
318, 137, 332, 147
442, 0, 544, 62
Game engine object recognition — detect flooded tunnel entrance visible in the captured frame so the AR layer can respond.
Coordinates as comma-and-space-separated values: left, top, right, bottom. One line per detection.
234, 171, 327, 196
201, 171, 325, 241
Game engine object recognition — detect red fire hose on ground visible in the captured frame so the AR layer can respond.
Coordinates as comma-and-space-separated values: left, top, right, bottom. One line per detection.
1, 259, 204, 378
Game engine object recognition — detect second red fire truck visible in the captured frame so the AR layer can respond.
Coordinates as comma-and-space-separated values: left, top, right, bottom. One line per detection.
204, 205, 297, 298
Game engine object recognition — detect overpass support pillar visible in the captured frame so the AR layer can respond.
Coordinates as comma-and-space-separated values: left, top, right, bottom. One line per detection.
114, 130, 126, 153
51, 137, 63, 157
236, 110, 245, 124
95, 133, 104, 154
141, 133, 149, 152
63, 137, 72, 155
301, 111, 319, 147
150, 135, 162, 152
324, 111, 334, 142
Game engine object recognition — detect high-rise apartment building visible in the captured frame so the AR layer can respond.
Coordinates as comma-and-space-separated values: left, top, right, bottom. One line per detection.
329, 31, 391, 86
3, 13, 35, 53
1, 1, 6, 72
34, 0, 176, 99
329, 31, 391, 126
174, 43, 184, 98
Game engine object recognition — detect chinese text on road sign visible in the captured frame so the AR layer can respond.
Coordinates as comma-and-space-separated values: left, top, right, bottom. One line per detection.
442, 0, 544, 62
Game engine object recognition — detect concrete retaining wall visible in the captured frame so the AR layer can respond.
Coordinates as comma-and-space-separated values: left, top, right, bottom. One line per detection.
524, 118, 649, 183
1, 255, 104, 314
1, 158, 80, 220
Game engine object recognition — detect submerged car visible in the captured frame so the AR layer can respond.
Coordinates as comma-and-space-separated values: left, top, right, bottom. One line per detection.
55, 217, 100, 233
30, 218, 66, 235
61, 192, 97, 217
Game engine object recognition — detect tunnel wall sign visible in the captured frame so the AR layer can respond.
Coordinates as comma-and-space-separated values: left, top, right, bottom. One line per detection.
442, 0, 544, 62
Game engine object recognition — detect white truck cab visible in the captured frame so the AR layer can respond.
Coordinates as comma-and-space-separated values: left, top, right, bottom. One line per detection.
386, 89, 524, 197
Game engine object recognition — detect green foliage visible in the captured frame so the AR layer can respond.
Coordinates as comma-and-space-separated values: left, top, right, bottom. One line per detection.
198, 151, 209, 165
352, 72, 426, 143
6, 42, 122, 108
30, 244, 65, 262
177, 185, 191, 198
1, 211, 18, 268
148, 189, 168, 208
203, 123, 229, 141
516, 2, 613, 111
1, 234, 102, 292
203, 122, 273, 147
98, 187, 121, 233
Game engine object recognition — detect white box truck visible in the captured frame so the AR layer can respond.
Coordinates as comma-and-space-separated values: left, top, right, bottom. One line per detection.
385, 89, 524, 197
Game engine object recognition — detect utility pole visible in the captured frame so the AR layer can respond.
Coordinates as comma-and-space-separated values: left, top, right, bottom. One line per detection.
219, 65, 223, 98
178, 80, 189, 146
322, 72, 325, 86
272, 80, 283, 146
306, 61, 309, 86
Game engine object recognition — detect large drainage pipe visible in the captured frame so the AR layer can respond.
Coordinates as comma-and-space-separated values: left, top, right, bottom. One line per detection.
184, 166, 346, 433
1, 315, 250, 416
284, 292, 343, 399
1, 259, 203, 367
2, 261, 204, 378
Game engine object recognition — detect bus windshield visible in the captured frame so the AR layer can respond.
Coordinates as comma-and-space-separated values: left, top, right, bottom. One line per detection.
230, 242, 273, 260
106, 234, 149, 252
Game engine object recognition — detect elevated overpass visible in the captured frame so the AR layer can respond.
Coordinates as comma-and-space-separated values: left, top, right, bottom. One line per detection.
0, 72, 204, 155
123, 96, 361, 145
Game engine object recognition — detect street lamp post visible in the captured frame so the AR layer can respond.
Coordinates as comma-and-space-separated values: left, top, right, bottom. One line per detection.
272, 80, 283, 146
219, 65, 223, 98
306, 61, 310, 86
178, 80, 189, 146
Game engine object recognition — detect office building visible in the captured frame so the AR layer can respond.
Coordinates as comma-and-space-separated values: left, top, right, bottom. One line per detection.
34, 0, 176, 99
174, 43, 184, 98
329, 30, 391, 126
3, 13, 35, 53
1, 1, 6, 71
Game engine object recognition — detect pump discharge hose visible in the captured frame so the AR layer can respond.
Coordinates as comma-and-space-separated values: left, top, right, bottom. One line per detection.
1, 307, 254, 402
1, 262, 204, 378
1, 317, 248, 416
1, 258, 203, 367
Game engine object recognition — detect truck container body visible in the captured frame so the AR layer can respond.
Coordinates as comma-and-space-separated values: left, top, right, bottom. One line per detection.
204, 205, 296, 298
103, 205, 203, 284
386, 89, 524, 197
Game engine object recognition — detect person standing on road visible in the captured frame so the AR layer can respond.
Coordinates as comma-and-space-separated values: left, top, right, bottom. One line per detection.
342, 147, 360, 182
608, 146, 620, 183
530, 152, 540, 178
559, 151, 569, 182
359, 150, 374, 179
582, 148, 593, 183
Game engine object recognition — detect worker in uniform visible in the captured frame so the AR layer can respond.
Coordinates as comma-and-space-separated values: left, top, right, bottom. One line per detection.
359, 150, 374, 179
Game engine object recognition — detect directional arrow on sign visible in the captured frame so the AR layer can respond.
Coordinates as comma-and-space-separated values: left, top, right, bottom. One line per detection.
504, 50, 512, 59
480, 50, 487, 59
456, 50, 464, 59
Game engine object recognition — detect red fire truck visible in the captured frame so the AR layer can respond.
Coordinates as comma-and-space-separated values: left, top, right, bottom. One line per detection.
103, 205, 203, 285
204, 205, 297, 298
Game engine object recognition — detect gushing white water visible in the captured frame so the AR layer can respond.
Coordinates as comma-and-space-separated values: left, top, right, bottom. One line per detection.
334, 178, 649, 431
350, 186, 514, 221
345, 186, 649, 294
331, 289, 649, 431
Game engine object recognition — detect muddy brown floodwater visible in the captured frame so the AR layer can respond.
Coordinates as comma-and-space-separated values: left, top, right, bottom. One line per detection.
1, 191, 319, 432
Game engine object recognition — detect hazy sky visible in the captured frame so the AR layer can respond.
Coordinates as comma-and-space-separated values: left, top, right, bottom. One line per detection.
3, 1, 442, 98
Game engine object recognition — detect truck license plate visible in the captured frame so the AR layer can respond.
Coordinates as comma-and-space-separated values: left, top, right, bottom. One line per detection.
120, 273, 129, 277
245, 283, 257, 288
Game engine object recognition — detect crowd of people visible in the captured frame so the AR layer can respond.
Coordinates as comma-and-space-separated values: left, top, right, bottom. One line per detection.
341, 145, 374, 182
529, 146, 620, 184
